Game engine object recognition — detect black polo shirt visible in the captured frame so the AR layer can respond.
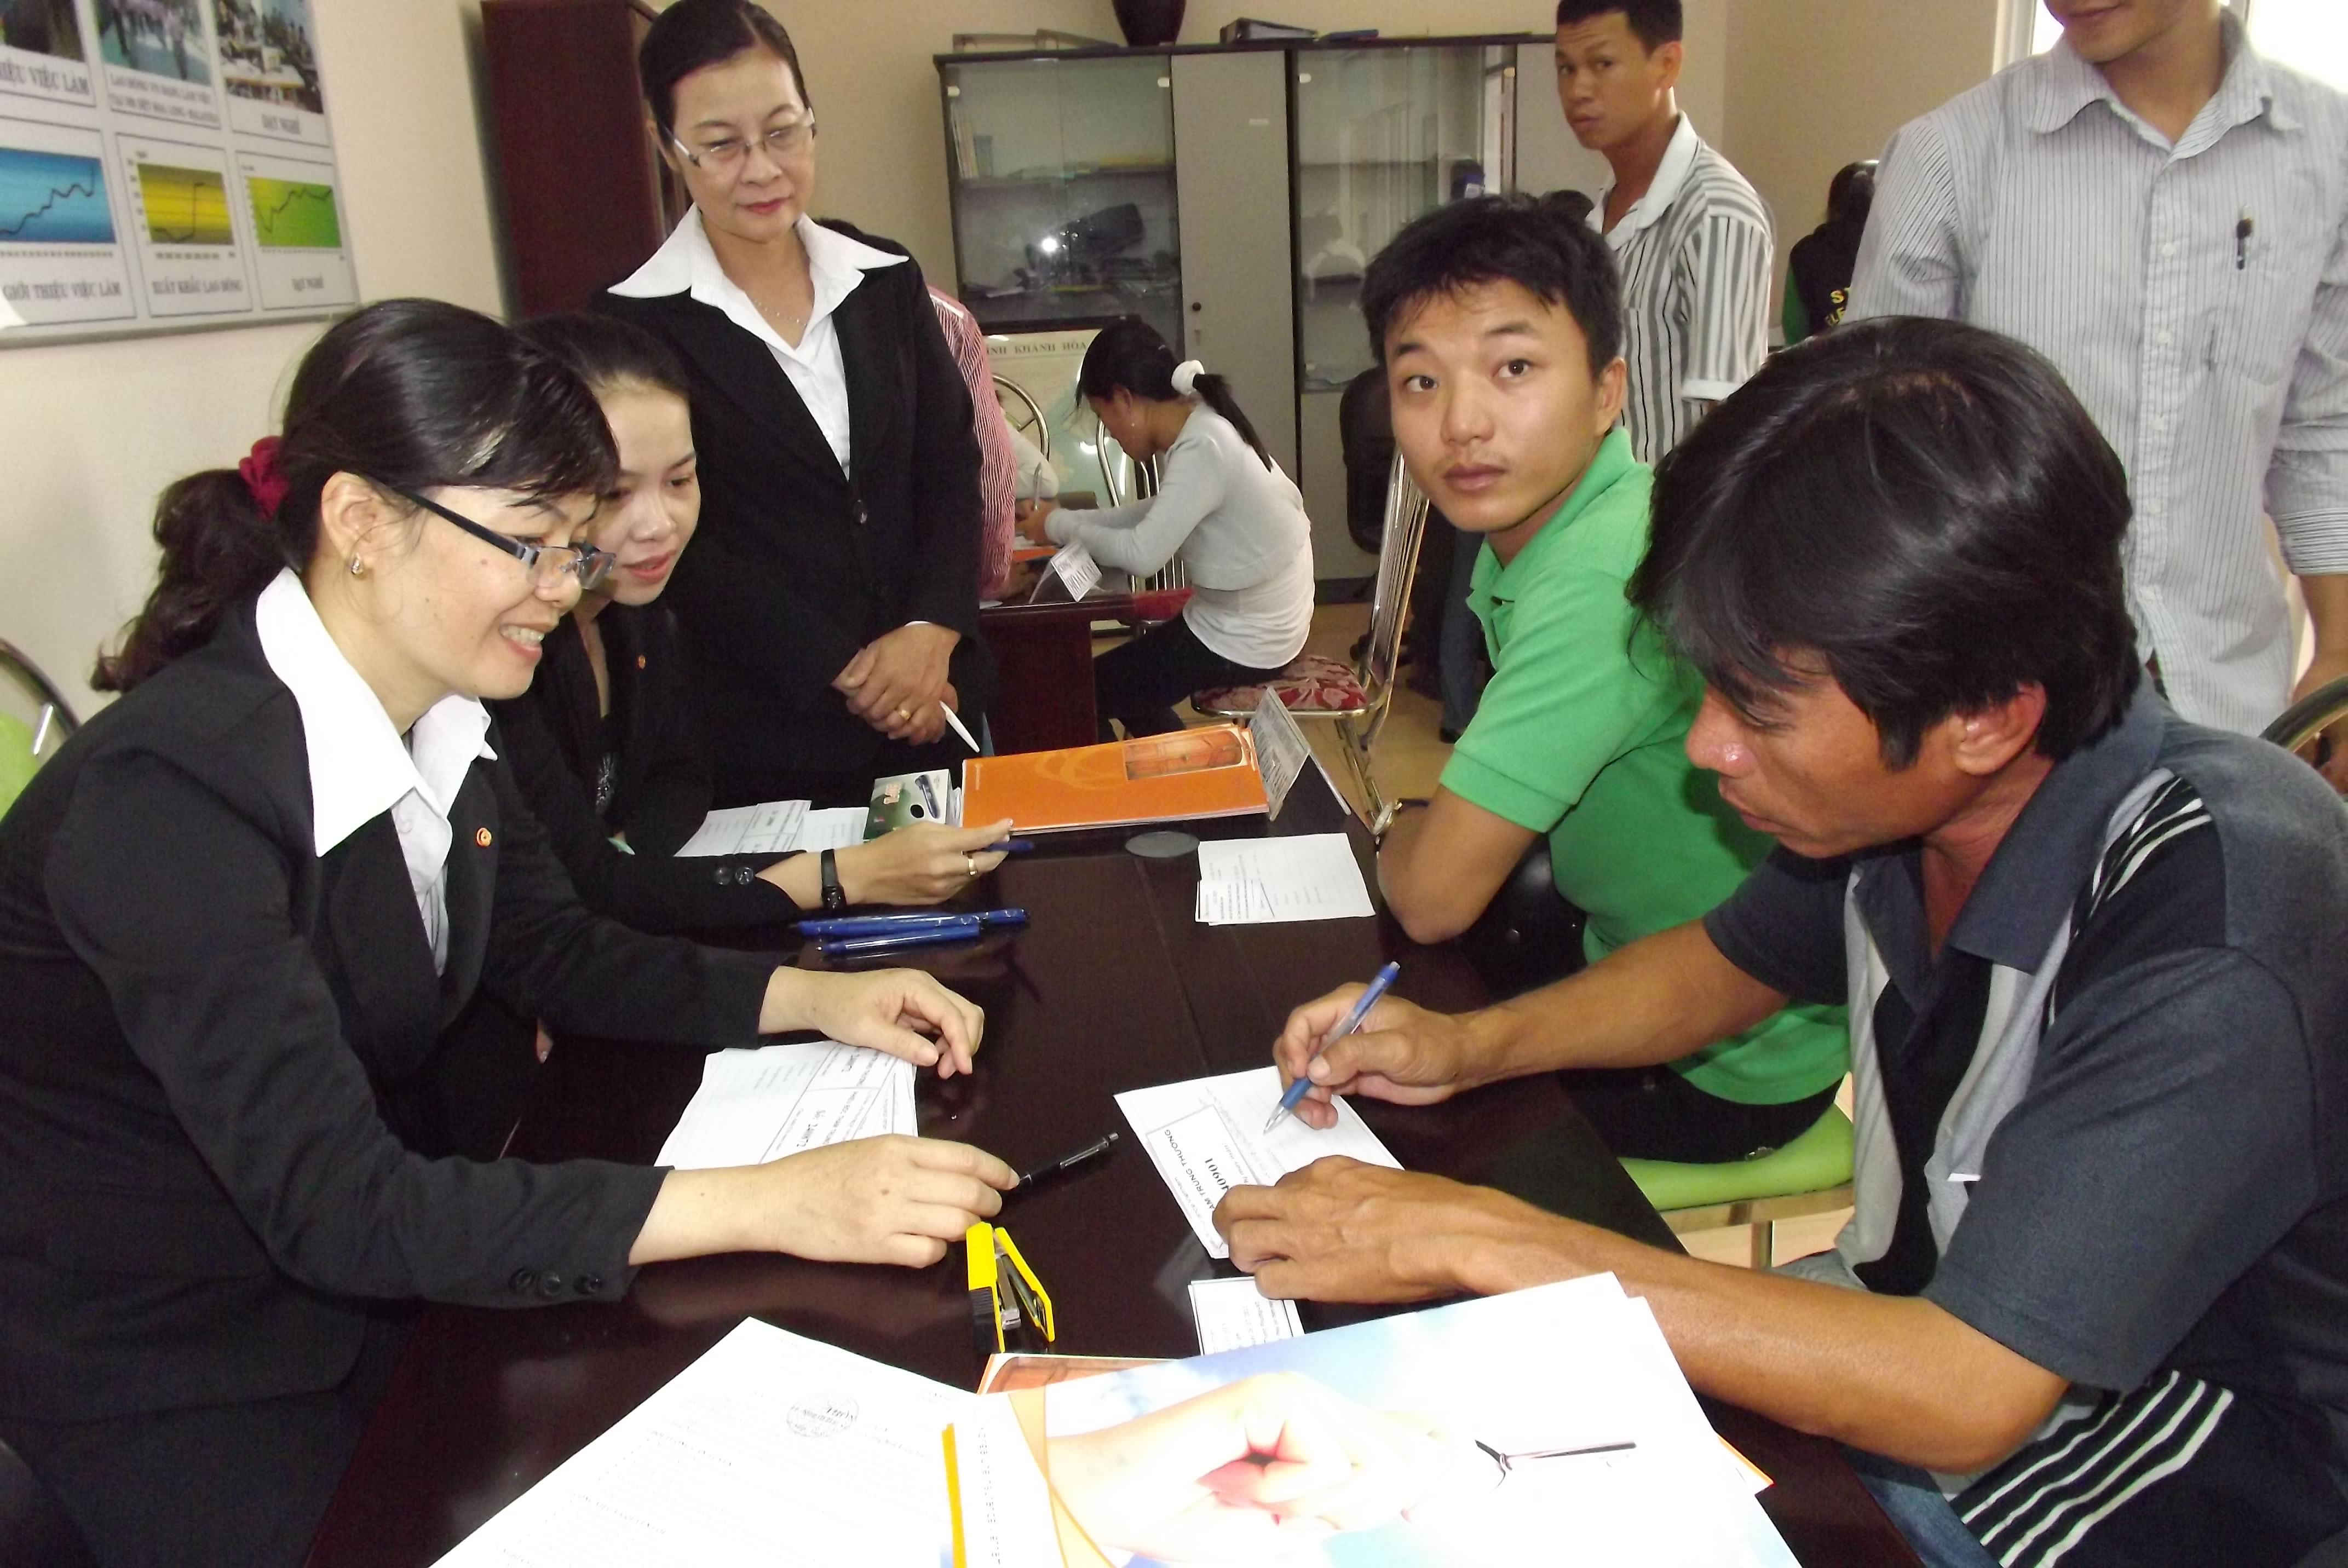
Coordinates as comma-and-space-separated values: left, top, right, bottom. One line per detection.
1704, 687, 2348, 1561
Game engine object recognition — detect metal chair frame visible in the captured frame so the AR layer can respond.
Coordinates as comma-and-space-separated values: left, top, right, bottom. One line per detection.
0, 637, 78, 762
1192, 452, 1428, 825
2262, 672, 2348, 756
991, 373, 1049, 462
1657, 1184, 1857, 1270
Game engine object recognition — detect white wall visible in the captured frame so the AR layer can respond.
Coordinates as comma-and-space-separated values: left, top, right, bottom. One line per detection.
1, 0, 503, 717
3, 0, 2004, 717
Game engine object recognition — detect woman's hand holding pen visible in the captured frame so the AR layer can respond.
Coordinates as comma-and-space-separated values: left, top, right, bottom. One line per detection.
834, 622, 959, 741
633, 1137, 1017, 1271
756, 818, 1011, 909
758, 966, 985, 1076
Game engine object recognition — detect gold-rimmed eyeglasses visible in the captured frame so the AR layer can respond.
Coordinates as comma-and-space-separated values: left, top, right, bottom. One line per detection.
669, 117, 816, 177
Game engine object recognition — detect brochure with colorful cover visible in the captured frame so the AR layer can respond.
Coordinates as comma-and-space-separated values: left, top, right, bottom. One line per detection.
866, 769, 956, 838
960, 725, 1270, 834
943, 1274, 1797, 1568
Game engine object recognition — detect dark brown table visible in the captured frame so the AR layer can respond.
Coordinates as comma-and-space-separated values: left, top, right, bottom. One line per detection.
306, 774, 1915, 1567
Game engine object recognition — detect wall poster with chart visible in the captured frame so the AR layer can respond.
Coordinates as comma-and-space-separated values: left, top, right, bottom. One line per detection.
0, 0, 354, 343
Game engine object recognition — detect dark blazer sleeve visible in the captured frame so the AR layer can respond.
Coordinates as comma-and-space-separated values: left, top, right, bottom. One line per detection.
472, 752, 782, 1034
44, 743, 675, 1310
492, 690, 804, 935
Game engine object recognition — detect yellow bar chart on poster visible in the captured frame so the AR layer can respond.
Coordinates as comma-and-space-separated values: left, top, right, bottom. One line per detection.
0, 0, 354, 342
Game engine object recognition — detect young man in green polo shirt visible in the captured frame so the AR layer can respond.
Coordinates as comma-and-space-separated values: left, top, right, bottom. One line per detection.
1364, 195, 1843, 1162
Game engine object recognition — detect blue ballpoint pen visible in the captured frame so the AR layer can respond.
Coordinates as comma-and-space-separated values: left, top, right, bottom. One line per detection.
797, 907, 1029, 938
819, 917, 986, 958
1263, 960, 1401, 1133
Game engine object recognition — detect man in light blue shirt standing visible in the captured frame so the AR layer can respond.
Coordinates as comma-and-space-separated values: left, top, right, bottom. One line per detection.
1850, 0, 2348, 741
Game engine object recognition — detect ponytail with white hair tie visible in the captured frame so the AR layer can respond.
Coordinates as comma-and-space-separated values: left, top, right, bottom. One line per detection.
1170, 359, 1205, 396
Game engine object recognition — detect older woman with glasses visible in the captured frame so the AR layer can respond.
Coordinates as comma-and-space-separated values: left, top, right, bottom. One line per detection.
595, 0, 994, 811
0, 299, 1015, 1568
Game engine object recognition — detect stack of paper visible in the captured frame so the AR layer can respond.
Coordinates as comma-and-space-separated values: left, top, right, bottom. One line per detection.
654, 1040, 916, 1170
946, 1273, 1795, 1567
433, 1319, 974, 1567
675, 801, 868, 858
1114, 1066, 1401, 1259
1193, 833, 1374, 924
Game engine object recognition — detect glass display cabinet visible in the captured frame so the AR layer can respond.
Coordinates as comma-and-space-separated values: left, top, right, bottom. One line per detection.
940, 36, 1579, 580
1292, 44, 1521, 393
939, 54, 1184, 349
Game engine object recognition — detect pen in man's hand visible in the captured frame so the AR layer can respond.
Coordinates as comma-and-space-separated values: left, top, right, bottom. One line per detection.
1263, 960, 1401, 1133
1015, 1131, 1121, 1190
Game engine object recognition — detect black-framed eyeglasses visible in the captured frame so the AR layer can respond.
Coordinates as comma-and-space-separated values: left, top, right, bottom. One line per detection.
669, 116, 816, 175
385, 484, 613, 591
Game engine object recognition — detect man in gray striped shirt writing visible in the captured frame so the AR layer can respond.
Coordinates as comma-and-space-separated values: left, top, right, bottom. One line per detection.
1555, 0, 1774, 463
1850, 0, 2348, 739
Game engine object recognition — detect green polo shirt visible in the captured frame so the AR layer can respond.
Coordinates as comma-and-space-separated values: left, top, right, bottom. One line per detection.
1440, 430, 1845, 1107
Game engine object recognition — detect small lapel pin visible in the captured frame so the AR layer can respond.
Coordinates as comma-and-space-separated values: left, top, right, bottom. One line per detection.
475, 827, 493, 847
636, 654, 647, 669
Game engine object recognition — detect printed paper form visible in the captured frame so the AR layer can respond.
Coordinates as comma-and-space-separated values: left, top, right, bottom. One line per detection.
1115, 1066, 1401, 1259
1188, 1275, 1303, 1354
655, 1040, 916, 1170
1193, 832, 1374, 924
433, 1317, 973, 1567
1049, 539, 1102, 601
676, 800, 867, 857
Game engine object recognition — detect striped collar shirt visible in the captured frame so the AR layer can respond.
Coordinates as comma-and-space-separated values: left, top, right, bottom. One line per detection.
1589, 113, 1775, 463
1848, 18, 2348, 735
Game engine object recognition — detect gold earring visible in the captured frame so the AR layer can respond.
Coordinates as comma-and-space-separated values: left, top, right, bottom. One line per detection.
348, 554, 367, 578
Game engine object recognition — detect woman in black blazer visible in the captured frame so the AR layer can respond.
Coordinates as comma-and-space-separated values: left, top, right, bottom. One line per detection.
0, 301, 1015, 1568
494, 313, 1014, 934
593, 0, 994, 810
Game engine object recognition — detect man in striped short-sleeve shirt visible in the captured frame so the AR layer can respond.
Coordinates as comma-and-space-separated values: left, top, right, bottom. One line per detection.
1849, 0, 2348, 740
1215, 321, 2348, 1566
1555, 0, 1773, 463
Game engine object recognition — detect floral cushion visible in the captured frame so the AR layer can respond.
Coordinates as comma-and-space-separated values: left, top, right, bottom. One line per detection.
1193, 653, 1368, 715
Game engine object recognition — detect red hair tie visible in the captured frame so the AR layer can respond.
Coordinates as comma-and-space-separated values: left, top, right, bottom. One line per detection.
238, 435, 290, 520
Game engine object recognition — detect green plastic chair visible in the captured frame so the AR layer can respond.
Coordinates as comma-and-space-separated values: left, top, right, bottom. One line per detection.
0, 712, 36, 817
1620, 1105, 1855, 1269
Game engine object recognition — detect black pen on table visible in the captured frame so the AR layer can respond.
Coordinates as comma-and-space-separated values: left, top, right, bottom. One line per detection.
1015, 1131, 1121, 1190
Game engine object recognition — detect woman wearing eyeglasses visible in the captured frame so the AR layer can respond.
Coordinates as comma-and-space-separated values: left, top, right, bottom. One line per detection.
492, 312, 1014, 937
0, 299, 1016, 1568
594, 0, 993, 811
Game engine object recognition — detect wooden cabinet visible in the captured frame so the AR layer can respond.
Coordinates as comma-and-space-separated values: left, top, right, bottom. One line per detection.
481, 0, 681, 316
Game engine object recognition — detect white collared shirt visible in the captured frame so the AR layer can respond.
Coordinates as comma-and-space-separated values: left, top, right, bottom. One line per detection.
1850, 15, 2348, 737
610, 207, 906, 473
254, 569, 496, 973
1588, 113, 1775, 463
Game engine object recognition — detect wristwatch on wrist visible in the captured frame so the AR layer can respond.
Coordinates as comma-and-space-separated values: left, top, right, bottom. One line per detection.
1370, 797, 1432, 841
819, 848, 848, 912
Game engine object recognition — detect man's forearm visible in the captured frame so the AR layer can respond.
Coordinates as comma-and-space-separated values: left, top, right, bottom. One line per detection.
1458, 921, 1786, 1084
1453, 1209, 2065, 1473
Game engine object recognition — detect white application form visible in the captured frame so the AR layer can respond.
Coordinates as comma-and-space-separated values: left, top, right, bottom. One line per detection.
655, 1040, 916, 1170
433, 1318, 972, 1568
675, 798, 809, 857
1188, 1275, 1304, 1353
1193, 833, 1374, 924
1115, 1066, 1401, 1258
796, 806, 870, 851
